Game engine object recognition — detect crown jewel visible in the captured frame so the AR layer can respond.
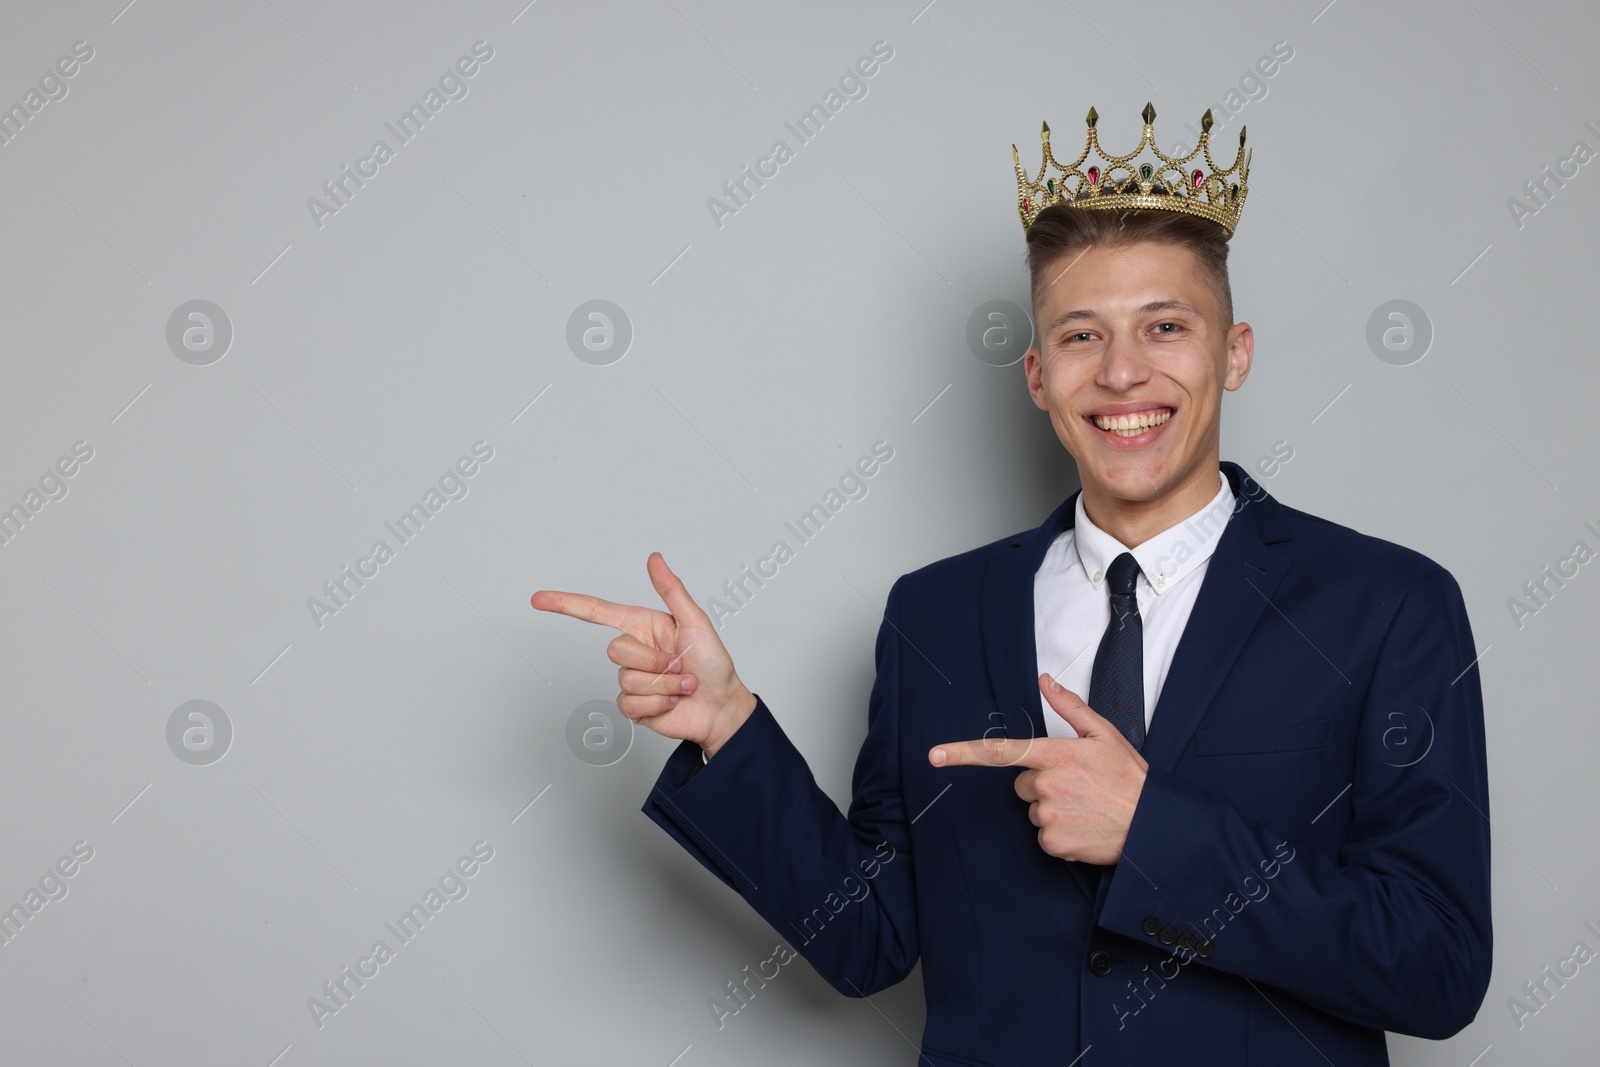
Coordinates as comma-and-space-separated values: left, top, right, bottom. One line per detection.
1012, 101, 1251, 238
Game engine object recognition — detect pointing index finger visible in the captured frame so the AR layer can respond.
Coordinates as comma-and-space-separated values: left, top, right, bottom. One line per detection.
929, 736, 1047, 769
530, 589, 640, 633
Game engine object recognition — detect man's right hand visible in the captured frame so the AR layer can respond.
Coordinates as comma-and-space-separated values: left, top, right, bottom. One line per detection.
530, 552, 756, 759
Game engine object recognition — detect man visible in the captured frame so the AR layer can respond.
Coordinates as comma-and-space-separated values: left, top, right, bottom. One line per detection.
531, 103, 1492, 1065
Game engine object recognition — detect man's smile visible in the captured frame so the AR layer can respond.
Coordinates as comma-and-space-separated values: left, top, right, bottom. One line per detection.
1084, 405, 1176, 445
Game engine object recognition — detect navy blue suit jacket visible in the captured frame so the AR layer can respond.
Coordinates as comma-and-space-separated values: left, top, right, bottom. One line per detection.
644, 460, 1492, 1066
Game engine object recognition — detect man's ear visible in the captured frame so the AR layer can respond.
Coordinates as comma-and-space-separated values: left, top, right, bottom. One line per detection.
1223, 322, 1253, 391
1024, 345, 1049, 410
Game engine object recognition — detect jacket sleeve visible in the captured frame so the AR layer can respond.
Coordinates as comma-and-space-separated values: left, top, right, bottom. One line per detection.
640, 576, 919, 997
1096, 560, 1494, 1040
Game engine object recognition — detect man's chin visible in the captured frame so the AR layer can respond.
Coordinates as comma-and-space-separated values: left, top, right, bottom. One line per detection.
1094, 481, 1170, 507
1074, 450, 1173, 497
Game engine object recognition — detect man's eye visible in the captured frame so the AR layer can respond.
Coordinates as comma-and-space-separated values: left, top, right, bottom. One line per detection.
1154, 322, 1181, 334
1063, 332, 1094, 343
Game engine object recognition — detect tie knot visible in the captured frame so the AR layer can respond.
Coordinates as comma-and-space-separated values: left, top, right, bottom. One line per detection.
1106, 552, 1140, 597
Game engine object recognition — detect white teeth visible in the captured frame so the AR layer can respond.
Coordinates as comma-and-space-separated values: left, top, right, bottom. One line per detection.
1091, 409, 1172, 436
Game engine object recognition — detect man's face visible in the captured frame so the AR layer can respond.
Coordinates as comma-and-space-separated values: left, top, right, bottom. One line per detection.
1023, 239, 1253, 507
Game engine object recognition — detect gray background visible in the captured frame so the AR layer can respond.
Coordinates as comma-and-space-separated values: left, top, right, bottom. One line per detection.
0, 0, 1594, 1064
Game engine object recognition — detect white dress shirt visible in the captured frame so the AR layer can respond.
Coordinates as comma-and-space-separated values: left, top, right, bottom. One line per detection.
1034, 469, 1236, 738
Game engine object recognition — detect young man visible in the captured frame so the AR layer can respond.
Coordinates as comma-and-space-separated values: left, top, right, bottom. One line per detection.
532, 104, 1492, 1065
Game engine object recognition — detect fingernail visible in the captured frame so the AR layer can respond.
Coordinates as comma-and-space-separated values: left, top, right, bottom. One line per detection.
681, 675, 697, 693
931, 748, 947, 766
1048, 674, 1063, 691
668, 695, 679, 705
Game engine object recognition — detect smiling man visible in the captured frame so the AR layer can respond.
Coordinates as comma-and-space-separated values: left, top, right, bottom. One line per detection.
532, 103, 1492, 1066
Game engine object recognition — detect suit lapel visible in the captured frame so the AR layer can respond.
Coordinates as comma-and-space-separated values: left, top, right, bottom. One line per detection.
1138, 462, 1294, 773
975, 461, 1294, 900
978, 492, 1074, 752
978, 487, 1092, 899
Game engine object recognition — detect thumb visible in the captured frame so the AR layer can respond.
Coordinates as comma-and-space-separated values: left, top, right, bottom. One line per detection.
1040, 673, 1108, 739
647, 552, 705, 624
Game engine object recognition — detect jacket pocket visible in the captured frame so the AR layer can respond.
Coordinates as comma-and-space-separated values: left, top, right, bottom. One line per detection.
1193, 718, 1330, 756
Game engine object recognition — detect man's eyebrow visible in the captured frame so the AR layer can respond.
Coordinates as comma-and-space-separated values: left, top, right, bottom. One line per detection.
1047, 300, 1203, 331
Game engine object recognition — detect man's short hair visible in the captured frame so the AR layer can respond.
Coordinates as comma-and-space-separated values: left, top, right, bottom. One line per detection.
1024, 206, 1234, 328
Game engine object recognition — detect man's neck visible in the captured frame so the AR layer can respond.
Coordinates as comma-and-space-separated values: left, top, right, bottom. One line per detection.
1079, 457, 1224, 549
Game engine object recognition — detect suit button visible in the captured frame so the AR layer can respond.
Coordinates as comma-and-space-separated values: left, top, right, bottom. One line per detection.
1088, 950, 1113, 976
1157, 925, 1178, 945
1196, 939, 1215, 958
1140, 916, 1161, 937
1177, 932, 1197, 951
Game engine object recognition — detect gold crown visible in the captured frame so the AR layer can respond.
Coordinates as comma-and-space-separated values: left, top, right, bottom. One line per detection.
1013, 102, 1251, 237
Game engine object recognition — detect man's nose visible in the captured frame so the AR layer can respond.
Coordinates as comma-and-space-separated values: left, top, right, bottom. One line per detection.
1096, 332, 1150, 388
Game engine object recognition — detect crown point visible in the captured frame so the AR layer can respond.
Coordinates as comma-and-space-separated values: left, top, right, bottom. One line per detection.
1041, 120, 1051, 141
1239, 125, 1247, 145
1201, 109, 1214, 133
1085, 106, 1098, 128
1141, 102, 1156, 125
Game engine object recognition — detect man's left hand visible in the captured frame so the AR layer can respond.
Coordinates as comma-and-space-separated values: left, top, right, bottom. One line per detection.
929, 673, 1149, 866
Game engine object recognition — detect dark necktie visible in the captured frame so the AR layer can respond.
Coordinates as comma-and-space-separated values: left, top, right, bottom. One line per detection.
1088, 551, 1145, 751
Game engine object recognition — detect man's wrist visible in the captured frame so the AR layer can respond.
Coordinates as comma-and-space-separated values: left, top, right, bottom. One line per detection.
699, 683, 757, 760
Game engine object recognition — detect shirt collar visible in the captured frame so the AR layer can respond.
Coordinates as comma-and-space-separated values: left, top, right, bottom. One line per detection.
1072, 469, 1236, 595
